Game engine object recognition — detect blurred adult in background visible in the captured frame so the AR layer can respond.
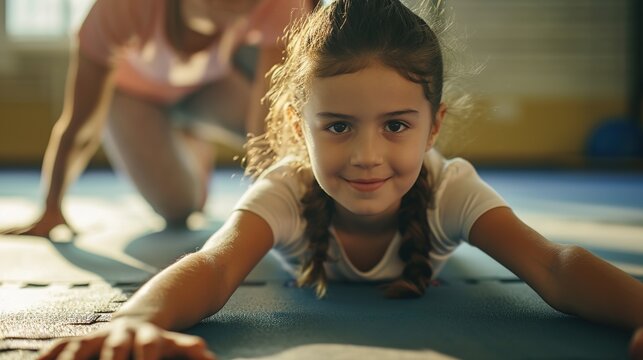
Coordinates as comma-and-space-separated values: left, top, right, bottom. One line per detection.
2, 0, 314, 236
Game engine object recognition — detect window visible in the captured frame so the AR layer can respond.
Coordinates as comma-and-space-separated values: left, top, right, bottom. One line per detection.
6, 0, 93, 39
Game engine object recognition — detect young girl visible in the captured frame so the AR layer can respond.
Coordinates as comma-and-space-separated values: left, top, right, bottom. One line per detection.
39, 0, 643, 358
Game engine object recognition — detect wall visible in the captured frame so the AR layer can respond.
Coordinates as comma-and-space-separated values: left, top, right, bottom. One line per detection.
0, 0, 635, 168
436, 0, 633, 165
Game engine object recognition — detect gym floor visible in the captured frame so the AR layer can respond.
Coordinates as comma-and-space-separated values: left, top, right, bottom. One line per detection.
1, 167, 642, 359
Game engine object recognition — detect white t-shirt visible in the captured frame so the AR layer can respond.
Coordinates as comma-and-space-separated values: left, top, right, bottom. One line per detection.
234, 150, 508, 281
77, 0, 310, 104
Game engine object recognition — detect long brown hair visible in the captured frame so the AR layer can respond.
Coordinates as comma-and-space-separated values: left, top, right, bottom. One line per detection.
245, 0, 446, 298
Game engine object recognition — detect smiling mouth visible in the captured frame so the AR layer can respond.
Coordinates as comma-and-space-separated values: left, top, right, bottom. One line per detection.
345, 178, 390, 192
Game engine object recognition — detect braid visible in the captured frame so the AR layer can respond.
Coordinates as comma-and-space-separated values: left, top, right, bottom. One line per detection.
297, 179, 334, 298
297, 165, 432, 299
383, 165, 433, 299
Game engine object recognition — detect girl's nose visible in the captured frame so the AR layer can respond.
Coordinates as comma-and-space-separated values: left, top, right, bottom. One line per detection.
350, 131, 384, 168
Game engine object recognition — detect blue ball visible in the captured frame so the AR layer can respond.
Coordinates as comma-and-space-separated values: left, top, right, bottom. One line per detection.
586, 118, 643, 158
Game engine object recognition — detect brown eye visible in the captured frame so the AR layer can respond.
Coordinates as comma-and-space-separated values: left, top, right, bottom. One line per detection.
327, 122, 350, 134
385, 121, 408, 133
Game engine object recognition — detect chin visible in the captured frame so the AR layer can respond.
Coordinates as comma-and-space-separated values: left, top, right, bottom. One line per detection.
342, 202, 388, 217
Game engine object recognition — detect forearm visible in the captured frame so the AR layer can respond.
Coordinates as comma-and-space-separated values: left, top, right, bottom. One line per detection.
551, 245, 643, 329
246, 47, 282, 136
113, 252, 230, 330
41, 121, 103, 210
41, 51, 113, 210
246, 73, 269, 136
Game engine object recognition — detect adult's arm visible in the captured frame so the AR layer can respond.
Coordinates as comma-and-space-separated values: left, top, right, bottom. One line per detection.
244, 0, 316, 136
245, 46, 283, 136
2, 0, 146, 238
2, 50, 114, 238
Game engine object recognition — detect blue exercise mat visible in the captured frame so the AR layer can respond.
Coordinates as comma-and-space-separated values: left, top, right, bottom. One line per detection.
0, 168, 641, 359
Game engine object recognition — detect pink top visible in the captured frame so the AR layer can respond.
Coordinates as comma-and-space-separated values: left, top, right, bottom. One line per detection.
78, 0, 310, 104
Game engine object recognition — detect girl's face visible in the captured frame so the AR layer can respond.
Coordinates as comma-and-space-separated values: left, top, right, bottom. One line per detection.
182, 0, 260, 35
302, 63, 444, 219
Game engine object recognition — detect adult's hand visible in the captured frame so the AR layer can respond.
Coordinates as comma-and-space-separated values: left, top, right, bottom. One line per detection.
0, 208, 74, 239
38, 318, 216, 360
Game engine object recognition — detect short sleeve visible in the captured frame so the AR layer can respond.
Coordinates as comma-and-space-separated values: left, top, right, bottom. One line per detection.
233, 166, 305, 247
245, 0, 311, 47
77, 0, 156, 66
434, 159, 509, 245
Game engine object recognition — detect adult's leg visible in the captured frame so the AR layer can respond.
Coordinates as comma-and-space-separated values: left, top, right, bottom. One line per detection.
104, 64, 253, 225
166, 67, 252, 213
175, 66, 251, 149
103, 90, 214, 225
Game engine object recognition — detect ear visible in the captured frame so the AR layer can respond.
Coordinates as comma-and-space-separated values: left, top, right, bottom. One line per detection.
287, 104, 304, 138
426, 103, 446, 151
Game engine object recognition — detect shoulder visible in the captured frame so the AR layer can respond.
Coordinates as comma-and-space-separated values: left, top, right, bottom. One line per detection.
81, 0, 157, 32
256, 156, 312, 195
236, 156, 312, 222
424, 149, 508, 244
424, 149, 480, 199
235, 157, 311, 246
78, 0, 158, 54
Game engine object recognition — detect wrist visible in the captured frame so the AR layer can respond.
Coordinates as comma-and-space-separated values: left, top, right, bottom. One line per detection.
44, 200, 61, 211
111, 312, 156, 324
111, 308, 169, 328
43, 201, 63, 216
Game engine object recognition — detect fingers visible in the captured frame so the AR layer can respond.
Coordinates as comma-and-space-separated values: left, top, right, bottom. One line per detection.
0, 222, 49, 237
2, 210, 72, 238
104, 329, 216, 360
38, 335, 106, 360
38, 324, 216, 360
100, 326, 134, 360
37, 338, 69, 360
162, 333, 217, 360
131, 325, 217, 360
133, 323, 162, 360
0, 225, 33, 236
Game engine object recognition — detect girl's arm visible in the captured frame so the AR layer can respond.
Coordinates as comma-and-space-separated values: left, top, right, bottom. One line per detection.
469, 206, 643, 329
116, 210, 274, 328
39, 210, 274, 359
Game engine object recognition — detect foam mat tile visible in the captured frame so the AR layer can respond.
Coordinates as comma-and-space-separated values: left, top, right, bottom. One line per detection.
0, 285, 123, 339
1, 169, 641, 359
0, 267, 637, 358
0, 350, 40, 360
190, 282, 632, 360
0, 339, 49, 351
0, 236, 153, 284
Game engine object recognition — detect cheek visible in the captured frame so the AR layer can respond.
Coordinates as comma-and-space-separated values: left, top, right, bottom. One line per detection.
304, 125, 338, 170
308, 139, 341, 176
390, 144, 426, 191
303, 131, 326, 176
393, 140, 427, 170
398, 158, 424, 184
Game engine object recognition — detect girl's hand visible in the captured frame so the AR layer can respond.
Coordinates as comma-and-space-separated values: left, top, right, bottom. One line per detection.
1, 209, 74, 239
631, 328, 643, 360
37, 318, 217, 360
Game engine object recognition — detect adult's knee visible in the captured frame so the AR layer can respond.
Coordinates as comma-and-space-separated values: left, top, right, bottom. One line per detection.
153, 202, 198, 228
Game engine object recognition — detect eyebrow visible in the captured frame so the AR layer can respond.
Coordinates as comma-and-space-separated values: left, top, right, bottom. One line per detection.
316, 109, 419, 120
